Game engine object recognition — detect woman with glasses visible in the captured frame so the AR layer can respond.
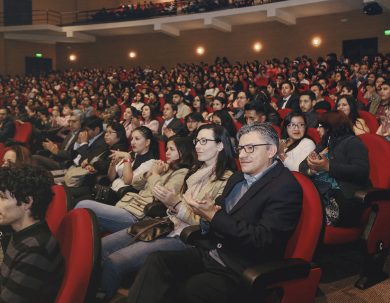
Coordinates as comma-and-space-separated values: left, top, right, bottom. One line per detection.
279, 112, 315, 171
97, 124, 235, 302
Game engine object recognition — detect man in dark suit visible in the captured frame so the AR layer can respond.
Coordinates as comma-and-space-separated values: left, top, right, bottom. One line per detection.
127, 123, 303, 303
157, 102, 182, 141
277, 81, 300, 111
32, 111, 83, 170
310, 82, 331, 111
0, 107, 15, 143
73, 115, 108, 175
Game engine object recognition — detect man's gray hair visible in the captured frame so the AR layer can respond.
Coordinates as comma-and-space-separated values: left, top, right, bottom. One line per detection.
71, 109, 84, 123
237, 122, 279, 149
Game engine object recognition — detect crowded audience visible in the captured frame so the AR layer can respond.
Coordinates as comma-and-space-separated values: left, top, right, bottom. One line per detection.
90, 0, 270, 24
0, 51, 389, 302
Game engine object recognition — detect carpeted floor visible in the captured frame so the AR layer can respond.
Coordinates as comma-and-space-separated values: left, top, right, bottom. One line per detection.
317, 276, 390, 303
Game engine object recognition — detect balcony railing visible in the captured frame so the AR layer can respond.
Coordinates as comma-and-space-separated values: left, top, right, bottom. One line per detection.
0, 0, 287, 27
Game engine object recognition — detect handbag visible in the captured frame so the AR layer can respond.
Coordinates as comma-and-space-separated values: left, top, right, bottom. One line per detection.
127, 217, 173, 243
50, 169, 68, 185
64, 166, 91, 187
64, 151, 107, 187
312, 178, 339, 226
93, 184, 119, 205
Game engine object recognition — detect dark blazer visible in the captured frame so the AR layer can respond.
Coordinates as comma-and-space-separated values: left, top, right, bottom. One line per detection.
0, 117, 15, 142
197, 161, 302, 273
277, 94, 300, 111
157, 118, 182, 140
77, 133, 109, 172
54, 130, 80, 161
313, 100, 331, 111
299, 135, 370, 199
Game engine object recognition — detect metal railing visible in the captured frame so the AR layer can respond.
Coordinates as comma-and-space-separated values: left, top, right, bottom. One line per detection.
0, 0, 287, 27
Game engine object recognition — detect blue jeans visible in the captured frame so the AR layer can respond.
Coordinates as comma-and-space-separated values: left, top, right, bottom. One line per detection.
101, 228, 188, 300
75, 200, 138, 233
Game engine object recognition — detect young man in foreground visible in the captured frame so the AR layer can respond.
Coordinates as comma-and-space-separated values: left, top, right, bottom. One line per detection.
0, 165, 64, 303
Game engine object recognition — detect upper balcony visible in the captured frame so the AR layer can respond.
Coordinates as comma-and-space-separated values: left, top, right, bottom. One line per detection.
0, 0, 388, 44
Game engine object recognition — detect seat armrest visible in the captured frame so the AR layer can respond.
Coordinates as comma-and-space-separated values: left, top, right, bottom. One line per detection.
355, 188, 390, 207
144, 202, 167, 218
180, 225, 201, 244
243, 258, 312, 290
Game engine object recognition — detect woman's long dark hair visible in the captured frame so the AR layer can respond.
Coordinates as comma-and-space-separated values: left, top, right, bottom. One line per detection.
335, 94, 360, 124
4, 141, 34, 167
107, 121, 129, 150
281, 112, 312, 152
141, 104, 157, 121
133, 126, 159, 159
317, 111, 354, 149
182, 124, 236, 192
212, 109, 237, 139
192, 95, 207, 113
167, 136, 196, 171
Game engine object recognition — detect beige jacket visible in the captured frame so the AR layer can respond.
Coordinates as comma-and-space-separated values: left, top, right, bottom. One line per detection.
169, 170, 233, 236
116, 168, 189, 219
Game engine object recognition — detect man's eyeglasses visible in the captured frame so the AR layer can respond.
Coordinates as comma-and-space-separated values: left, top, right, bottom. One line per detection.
235, 143, 271, 154
287, 123, 305, 129
193, 138, 217, 145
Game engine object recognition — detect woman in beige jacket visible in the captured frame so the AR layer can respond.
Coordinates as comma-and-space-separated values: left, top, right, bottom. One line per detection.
99, 124, 236, 301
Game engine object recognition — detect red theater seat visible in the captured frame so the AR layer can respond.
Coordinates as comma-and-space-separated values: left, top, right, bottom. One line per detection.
233, 120, 242, 132
181, 172, 323, 303
323, 134, 390, 289
46, 185, 70, 235
158, 139, 166, 162
307, 128, 321, 144
0, 143, 6, 166
272, 125, 281, 138
13, 121, 32, 144
358, 110, 379, 134
55, 209, 100, 303
241, 172, 323, 303
278, 108, 293, 120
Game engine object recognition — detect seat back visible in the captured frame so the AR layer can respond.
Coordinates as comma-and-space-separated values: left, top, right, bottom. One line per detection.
46, 185, 70, 235
0, 143, 6, 166
278, 108, 293, 120
358, 134, 390, 189
233, 120, 242, 132
158, 139, 166, 162
284, 172, 323, 262
271, 125, 281, 138
307, 128, 321, 144
358, 111, 379, 134
13, 121, 32, 144
55, 209, 100, 303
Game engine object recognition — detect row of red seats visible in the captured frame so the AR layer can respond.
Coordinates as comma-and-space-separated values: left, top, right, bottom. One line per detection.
43, 132, 389, 302
277, 108, 379, 134
45, 186, 100, 303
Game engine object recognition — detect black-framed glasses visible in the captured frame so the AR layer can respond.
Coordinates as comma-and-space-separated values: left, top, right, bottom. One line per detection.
193, 138, 217, 145
235, 143, 271, 154
287, 122, 306, 129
